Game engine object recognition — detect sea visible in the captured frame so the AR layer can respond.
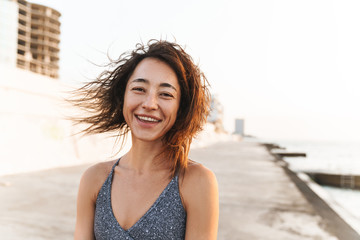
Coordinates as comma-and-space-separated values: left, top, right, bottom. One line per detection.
259, 138, 360, 227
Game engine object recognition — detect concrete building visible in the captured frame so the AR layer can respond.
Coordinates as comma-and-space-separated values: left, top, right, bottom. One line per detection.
234, 118, 244, 136
208, 94, 225, 133
0, 0, 61, 78
17, 0, 61, 78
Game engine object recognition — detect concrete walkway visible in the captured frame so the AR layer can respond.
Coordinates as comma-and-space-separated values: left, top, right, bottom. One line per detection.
190, 141, 339, 240
0, 141, 353, 239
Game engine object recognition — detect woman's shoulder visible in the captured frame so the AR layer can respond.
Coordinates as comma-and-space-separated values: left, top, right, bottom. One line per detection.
180, 161, 218, 207
183, 161, 217, 183
79, 160, 118, 200
82, 160, 117, 180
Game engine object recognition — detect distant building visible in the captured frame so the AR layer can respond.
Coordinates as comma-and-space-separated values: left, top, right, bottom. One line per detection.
234, 118, 244, 136
208, 94, 225, 132
0, 0, 61, 78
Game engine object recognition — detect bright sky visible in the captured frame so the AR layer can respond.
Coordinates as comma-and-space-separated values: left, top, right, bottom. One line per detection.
33, 0, 360, 141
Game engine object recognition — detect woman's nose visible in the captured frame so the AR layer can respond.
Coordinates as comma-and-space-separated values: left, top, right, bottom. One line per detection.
142, 93, 158, 110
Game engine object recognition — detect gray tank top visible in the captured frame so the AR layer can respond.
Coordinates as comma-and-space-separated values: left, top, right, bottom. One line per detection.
94, 159, 186, 239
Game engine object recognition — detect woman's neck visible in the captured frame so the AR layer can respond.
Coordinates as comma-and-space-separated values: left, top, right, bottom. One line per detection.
122, 137, 169, 175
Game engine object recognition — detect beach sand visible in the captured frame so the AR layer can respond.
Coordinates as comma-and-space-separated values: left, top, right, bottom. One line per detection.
0, 141, 353, 239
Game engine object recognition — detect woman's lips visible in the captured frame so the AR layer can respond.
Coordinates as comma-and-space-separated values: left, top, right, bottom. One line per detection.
135, 115, 161, 123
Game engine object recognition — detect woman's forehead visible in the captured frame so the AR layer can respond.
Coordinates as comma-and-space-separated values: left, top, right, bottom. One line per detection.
129, 58, 180, 88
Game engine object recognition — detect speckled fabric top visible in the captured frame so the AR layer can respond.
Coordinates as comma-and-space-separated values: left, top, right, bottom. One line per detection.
94, 159, 186, 240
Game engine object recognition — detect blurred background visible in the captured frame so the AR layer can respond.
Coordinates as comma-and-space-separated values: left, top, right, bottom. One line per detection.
3, 0, 360, 141
1, 0, 360, 235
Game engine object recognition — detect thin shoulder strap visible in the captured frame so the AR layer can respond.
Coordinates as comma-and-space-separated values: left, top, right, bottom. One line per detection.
114, 158, 121, 168
109, 158, 121, 176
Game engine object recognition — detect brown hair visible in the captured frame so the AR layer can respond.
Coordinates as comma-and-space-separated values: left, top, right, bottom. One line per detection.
71, 39, 210, 176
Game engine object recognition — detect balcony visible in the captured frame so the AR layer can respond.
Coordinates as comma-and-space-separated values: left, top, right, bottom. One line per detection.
17, 44, 27, 52
30, 49, 59, 60
18, 23, 29, 32
18, 12, 29, 21
31, 20, 61, 34
31, 7, 61, 20
30, 30, 60, 42
30, 39, 60, 49
18, 33, 29, 41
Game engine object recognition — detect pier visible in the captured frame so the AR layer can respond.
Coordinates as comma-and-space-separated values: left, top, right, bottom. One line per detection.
306, 172, 360, 190
276, 152, 307, 157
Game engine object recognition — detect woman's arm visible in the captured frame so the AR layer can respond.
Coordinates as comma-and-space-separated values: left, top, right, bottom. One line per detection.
74, 163, 109, 240
181, 164, 219, 240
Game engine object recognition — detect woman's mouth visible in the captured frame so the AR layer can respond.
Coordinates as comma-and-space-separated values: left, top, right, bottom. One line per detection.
136, 115, 161, 123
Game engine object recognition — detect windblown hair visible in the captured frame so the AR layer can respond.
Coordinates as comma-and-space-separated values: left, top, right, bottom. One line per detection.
71, 40, 210, 176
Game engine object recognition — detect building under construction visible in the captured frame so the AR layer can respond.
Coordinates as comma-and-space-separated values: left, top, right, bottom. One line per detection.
0, 0, 61, 78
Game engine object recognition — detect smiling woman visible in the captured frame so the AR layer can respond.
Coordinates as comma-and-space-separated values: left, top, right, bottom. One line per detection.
123, 58, 181, 144
71, 40, 218, 240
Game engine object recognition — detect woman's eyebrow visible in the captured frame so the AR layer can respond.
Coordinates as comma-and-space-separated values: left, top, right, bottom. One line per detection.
131, 78, 148, 83
160, 83, 177, 92
131, 78, 177, 91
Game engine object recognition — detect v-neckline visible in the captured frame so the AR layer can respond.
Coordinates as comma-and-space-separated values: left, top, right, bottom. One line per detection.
108, 164, 176, 233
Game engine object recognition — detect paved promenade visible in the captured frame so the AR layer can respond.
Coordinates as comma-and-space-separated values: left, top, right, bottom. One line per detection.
0, 141, 355, 239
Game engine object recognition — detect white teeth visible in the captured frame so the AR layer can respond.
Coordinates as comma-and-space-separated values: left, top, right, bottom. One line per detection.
137, 116, 159, 122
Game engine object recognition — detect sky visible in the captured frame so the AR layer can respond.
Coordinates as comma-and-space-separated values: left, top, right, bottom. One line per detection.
32, 0, 360, 141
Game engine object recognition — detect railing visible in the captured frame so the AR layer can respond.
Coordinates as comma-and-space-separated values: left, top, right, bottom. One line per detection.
30, 30, 60, 41
30, 50, 59, 60
31, 20, 61, 33
30, 39, 60, 49
31, 9, 60, 20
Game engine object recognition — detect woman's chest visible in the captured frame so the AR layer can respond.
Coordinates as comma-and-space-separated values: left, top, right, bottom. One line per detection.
94, 171, 186, 239
110, 174, 172, 230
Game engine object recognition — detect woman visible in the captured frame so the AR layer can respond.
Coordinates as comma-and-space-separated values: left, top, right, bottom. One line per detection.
74, 40, 219, 239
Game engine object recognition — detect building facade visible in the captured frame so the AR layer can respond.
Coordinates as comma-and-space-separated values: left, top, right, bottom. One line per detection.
0, 0, 61, 78
208, 94, 225, 132
17, 0, 61, 78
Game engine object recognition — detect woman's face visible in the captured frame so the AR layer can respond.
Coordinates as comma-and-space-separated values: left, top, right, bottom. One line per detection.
123, 58, 181, 143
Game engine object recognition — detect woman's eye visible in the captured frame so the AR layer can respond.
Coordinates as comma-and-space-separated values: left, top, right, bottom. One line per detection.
132, 87, 145, 92
160, 92, 174, 98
